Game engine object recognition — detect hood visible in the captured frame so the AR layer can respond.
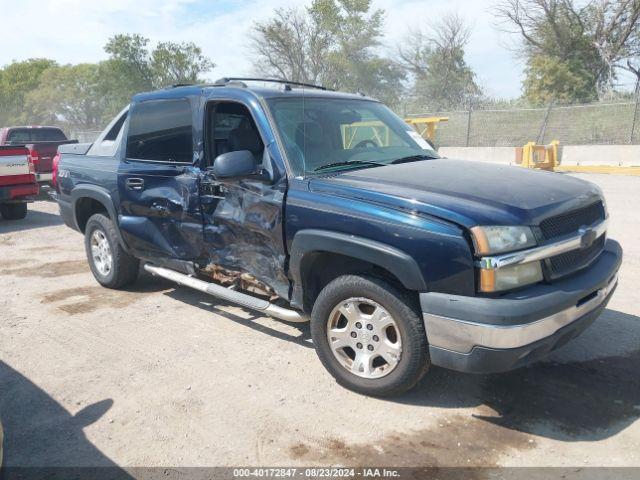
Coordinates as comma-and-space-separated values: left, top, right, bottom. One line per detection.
309, 159, 602, 228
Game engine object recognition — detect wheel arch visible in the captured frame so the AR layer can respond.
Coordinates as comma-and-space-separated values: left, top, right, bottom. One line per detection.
71, 185, 129, 251
289, 229, 427, 312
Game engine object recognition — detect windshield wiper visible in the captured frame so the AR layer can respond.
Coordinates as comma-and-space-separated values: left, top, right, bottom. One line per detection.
390, 154, 438, 164
314, 160, 385, 172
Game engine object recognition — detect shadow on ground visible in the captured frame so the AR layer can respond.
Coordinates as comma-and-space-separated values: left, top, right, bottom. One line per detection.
0, 209, 62, 235
0, 362, 131, 475
158, 277, 640, 444
398, 308, 640, 442
165, 286, 313, 349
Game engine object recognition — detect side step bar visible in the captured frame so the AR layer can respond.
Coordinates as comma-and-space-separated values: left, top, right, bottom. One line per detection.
144, 264, 308, 323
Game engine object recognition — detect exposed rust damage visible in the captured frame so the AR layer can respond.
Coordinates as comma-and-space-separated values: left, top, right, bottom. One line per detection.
200, 263, 279, 301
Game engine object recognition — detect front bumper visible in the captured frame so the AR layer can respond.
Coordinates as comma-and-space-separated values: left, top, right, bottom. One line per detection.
421, 239, 622, 373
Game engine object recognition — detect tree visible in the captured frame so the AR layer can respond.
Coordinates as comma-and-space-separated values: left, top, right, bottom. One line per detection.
101, 34, 214, 115
590, 1, 640, 94
495, 0, 640, 104
23, 64, 110, 131
251, 7, 331, 84
523, 54, 599, 104
151, 41, 214, 88
250, 0, 405, 107
0, 58, 57, 125
398, 13, 483, 111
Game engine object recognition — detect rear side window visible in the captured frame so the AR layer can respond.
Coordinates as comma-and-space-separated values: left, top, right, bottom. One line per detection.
7, 128, 67, 143
126, 98, 193, 163
104, 112, 128, 142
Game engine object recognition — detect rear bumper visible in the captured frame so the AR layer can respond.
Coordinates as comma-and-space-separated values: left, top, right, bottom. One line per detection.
421, 239, 622, 373
0, 183, 39, 202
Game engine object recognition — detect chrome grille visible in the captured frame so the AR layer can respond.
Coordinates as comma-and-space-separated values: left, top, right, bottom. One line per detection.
539, 201, 605, 240
547, 235, 606, 280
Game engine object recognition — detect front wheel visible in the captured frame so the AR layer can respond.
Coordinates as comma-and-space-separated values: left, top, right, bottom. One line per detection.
0, 203, 27, 220
84, 213, 139, 289
311, 275, 429, 397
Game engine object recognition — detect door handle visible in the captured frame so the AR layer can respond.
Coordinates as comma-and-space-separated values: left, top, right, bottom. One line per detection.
126, 178, 144, 191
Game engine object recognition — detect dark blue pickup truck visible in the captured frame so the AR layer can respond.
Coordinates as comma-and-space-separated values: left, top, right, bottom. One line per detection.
54, 78, 622, 396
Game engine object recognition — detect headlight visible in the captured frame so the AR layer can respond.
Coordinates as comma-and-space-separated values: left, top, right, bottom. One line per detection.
470, 225, 537, 255
479, 261, 543, 292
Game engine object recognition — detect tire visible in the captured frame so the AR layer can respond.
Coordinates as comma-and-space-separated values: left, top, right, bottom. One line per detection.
0, 203, 27, 220
84, 213, 139, 289
311, 275, 429, 397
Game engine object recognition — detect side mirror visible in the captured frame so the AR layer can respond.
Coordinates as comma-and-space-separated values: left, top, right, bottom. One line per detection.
210, 150, 259, 180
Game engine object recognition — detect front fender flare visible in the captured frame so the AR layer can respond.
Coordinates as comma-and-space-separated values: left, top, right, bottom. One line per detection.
289, 229, 427, 303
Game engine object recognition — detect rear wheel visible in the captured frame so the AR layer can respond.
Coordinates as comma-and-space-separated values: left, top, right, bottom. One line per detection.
0, 203, 27, 220
84, 213, 139, 289
311, 275, 429, 396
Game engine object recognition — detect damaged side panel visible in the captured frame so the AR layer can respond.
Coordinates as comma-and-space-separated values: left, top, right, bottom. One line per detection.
118, 164, 204, 262
201, 174, 289, 299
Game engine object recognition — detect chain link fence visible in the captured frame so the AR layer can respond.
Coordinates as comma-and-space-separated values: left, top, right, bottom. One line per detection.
409, 99, 640, 148
69, 130, 102, 143
71, 99, 640, 148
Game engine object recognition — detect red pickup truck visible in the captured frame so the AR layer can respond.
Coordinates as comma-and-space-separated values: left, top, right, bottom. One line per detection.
0, 145, 38, 219
0, 126, 77, 183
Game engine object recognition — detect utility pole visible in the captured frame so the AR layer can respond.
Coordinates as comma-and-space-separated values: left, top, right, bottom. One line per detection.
538, 103, 553, 144
465, 102, 473, 147
631, 78, 640, 145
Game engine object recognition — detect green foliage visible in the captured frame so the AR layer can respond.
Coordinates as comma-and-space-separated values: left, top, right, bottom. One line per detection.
151, 42, 214, 88
251, 0, 405, 108
0, 35, 213, 131
0, 59, 57, 125
23, 64, 110, 131
398, 14, 482, 112
496, 0, 640, 105
524, 55, 599, 105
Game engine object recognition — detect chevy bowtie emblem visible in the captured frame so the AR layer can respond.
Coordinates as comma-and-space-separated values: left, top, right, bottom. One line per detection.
579, 226, 597, 249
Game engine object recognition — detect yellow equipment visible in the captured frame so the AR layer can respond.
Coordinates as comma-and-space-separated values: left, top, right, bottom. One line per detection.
516, 140, 560, 171
404, 117, 449, 142
342, 121, 390, 149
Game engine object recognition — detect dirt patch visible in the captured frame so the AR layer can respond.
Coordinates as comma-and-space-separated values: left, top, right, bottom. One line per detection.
41, 286, 141, 315
288, 413, 534, 468
1, 260, 88, 278
0, 235, 15, 246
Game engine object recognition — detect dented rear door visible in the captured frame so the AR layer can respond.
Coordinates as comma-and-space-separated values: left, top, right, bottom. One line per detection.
117, 96, 204, 261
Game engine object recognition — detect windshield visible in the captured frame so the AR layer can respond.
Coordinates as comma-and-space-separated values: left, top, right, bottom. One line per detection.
266, 97, 439, 176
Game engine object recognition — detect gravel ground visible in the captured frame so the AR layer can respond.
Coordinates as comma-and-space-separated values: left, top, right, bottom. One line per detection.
0, 174, 639, 470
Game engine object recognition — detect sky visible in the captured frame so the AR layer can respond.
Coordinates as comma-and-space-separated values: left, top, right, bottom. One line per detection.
0, 0, 635, 102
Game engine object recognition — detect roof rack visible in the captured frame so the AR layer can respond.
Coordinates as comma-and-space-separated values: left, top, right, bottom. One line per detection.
166, 83, 197, 89
214, 77, 331, 91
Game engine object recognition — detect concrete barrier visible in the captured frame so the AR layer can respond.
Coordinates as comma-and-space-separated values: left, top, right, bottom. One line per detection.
439, 145, 640, 167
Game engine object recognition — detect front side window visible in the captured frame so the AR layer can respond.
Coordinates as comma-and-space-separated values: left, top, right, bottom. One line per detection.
126, 98, 193, 163
266, 97, 439, 176
206, 101, 264, 168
